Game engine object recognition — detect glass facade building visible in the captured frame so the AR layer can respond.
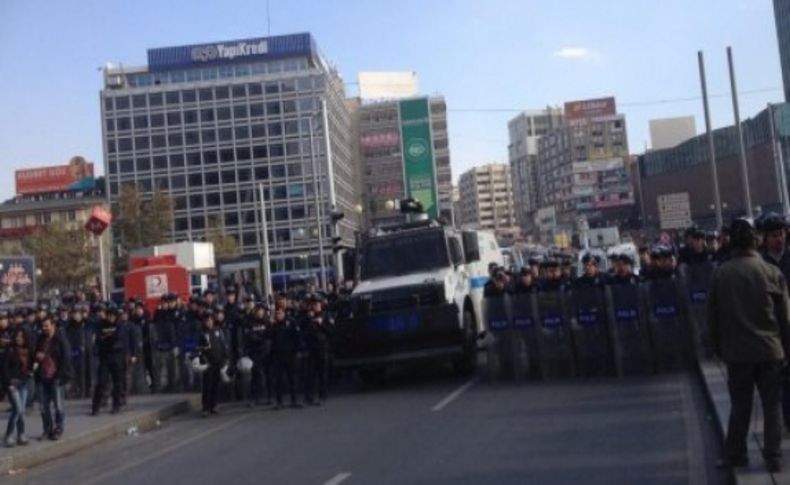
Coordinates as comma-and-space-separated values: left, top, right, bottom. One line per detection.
100, 33, 361, 283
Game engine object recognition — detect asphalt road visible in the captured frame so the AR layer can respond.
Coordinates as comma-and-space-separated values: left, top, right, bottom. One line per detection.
8, 367, 729, 485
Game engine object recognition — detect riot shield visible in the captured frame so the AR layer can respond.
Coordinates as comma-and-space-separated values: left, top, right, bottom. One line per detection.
605, 282, 652, 377
536, 289, 576, 379
569, 285, 613, 378
510, 291, 541, 380
643, 276, 691, 373
482, 294, 513, 380
680, 261, 715, 358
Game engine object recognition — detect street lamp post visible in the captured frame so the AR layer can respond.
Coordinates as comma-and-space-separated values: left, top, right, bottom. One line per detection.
258, 183, 273, 302
308, 117, 327, 292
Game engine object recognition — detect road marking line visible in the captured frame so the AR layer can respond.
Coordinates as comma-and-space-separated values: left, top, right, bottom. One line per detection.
324, 472, 352, 485
82, 413, 252, 485
431, 378, 477, 412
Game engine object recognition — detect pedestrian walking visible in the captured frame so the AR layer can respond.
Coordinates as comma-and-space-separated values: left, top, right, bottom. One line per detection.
709, 218, 790, 473
3, 328, 32, 447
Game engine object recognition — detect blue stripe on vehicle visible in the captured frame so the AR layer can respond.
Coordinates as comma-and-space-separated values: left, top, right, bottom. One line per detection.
470, 276, 489, 288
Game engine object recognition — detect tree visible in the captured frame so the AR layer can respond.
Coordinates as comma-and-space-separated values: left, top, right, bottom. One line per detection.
207, 215, 240, 259
114, 185, 175, 271
23, 222, 98, 292
0, 240, 24, 256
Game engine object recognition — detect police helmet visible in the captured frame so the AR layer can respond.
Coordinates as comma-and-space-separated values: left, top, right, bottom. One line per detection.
191, 356, 209, 373
756, 212, 787, 233
618, 254, 634, 266
581, 253, 601, 265
650, 244, 673, 259
225, 284, 238, 295
237, 356, 254, 374
0, 310, 9, 320
220, 364, 233, 384
685, 225, 705, 239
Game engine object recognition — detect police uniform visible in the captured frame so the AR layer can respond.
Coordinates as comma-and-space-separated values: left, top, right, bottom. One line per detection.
198, 311, 228, 416
303, 296, 333, 405
91, 309, 137, 415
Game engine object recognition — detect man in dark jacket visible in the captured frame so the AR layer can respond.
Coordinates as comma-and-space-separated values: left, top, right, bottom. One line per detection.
64, 306, 90, 399
91, 308, 137, 415
303, 295, 333, 405
198, 311, 227, 417
243, 303, 271, 406
708, 218, 790, 473
34, 315, 72, 441
268, 307, 300, 410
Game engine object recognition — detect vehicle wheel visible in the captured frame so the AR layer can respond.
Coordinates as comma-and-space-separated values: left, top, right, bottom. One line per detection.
453, 310, 477, 376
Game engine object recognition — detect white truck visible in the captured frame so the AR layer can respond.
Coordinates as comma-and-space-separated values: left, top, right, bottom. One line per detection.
334, 219, 502, 374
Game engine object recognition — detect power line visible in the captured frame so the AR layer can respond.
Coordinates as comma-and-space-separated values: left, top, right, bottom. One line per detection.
435, 87, 782, 112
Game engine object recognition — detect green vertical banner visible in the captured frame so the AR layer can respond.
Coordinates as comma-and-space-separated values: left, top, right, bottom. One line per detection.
399, 97, 439, 218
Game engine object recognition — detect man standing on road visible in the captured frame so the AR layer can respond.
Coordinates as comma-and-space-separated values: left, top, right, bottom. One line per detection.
708, 218, 790, 473
35, 315, 72, 441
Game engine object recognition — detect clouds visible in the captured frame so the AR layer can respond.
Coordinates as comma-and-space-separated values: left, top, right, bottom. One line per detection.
554, 46, 601, 61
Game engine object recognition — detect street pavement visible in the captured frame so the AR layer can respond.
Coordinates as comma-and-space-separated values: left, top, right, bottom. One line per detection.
5, 366, 729, 485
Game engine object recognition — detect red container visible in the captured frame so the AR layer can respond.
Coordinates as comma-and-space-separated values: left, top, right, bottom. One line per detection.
124, 255, 189, 315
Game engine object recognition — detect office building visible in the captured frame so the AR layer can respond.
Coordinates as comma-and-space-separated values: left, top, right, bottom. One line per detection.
100, 33, 362, 285
649, 116, 696, 150
536, 97, 634, 237
358, 96, 452, 227
776, 0, 790, 102
507, 107, 563, 231
458, 163, 516, 230
639, 103, 790, 231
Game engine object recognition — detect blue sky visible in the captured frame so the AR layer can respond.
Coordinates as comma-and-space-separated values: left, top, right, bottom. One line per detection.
0, 0, 784, 201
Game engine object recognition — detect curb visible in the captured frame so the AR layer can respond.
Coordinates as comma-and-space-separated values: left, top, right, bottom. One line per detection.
694, 358, 776, 485
0, 395, 200, 475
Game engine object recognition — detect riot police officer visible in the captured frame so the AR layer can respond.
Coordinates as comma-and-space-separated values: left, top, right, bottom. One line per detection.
64, 306, 89, 399
91, 308, 137, 415
303, 294, 333, 405
140, 301, 161, 393
574, 253, 605, 289
268, 306, 300, 410
678, 226, 710, 266
198, 310, 227, 417
243, 303, 271, 406
511, 267, 535, 294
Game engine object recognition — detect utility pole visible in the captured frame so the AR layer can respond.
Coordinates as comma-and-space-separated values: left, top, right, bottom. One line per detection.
726, 46, 753, 219
768, 103, 790, 216
698, 51, 723, 229
258, 183, 273, 302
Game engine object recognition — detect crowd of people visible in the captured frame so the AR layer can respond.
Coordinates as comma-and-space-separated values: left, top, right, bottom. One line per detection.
0, 282, 351, 448
482, 212, 790, 473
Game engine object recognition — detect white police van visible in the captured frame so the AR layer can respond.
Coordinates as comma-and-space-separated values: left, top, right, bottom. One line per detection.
334, 219, 502, 374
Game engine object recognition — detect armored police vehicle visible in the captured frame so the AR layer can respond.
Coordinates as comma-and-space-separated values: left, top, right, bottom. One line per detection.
334, 219, 502, 375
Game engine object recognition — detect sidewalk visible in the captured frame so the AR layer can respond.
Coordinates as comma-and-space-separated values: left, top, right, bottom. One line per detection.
697, 359, 788, 484
0, 393, 199, 475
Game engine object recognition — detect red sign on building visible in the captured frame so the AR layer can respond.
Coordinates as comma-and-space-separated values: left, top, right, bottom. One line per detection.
15, 156, 95, 195
564, 97, 617, 122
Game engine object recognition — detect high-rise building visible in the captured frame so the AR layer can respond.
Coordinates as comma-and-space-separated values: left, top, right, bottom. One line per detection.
507, 108, 563, 232
357, 96, 452, 227
649, 116, 696, 150
776, 0, 790, 102
536, 97, 634, 236
100, 33, 362, 285
457, 163, 515, 230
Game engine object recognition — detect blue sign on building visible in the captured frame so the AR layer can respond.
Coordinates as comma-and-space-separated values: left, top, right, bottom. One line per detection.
147, 32, 314, 71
